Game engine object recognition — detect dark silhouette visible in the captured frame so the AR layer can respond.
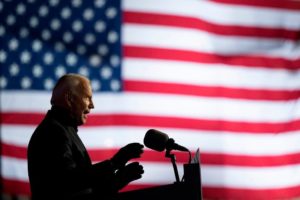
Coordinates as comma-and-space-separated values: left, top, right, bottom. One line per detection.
27, 74, 144, 200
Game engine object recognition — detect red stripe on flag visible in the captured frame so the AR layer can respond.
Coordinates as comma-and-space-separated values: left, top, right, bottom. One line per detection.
3, 178, 300, 199
124, 184, 300, 200
201, 152, 300, 167
123, 184, 300, 200
2, 112, 300, 133
124, 46, 300, 71
1, 112, 44, 125
87, 115, 300, 133
90, 149, 300, 167
2, 143, 27, 159
203, 185, 300, 200
211, 0, 300, 10
124, 11, 300, 40
121, 183, 160, 192
3, 143, 300, 167
124, 80, 300, 101
0, 179, 165, 196
2, 178, 31, 196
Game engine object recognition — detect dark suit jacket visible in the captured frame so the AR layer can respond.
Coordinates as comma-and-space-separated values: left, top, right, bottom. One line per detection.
27, 106, 117, 200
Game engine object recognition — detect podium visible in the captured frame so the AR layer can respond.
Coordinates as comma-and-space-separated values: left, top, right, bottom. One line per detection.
117, 163, 202, 200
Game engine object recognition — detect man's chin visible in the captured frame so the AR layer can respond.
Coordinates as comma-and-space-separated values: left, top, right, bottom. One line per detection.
80, 118, 87, 125
76, 118, 86, 126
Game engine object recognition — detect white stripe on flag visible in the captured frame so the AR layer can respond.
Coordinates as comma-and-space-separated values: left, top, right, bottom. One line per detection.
3, 125, 300, 155
123, 58, 300, 90
123, 24, 300, 58
124, 0, 300, 29
3, 156, 300, 188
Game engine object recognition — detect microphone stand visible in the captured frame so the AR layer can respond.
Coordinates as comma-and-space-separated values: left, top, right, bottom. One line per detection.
165, 148, 180, 183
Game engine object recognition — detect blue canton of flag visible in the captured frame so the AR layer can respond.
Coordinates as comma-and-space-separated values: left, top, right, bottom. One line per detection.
0, 0, 122, 92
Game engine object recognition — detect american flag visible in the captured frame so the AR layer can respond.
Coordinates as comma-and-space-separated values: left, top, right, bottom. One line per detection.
1, 0, 300, 199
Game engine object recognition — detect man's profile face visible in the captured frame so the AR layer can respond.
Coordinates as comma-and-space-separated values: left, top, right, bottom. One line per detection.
70, 79, 94, 125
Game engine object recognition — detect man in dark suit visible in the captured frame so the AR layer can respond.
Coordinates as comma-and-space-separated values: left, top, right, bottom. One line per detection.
27, 74, 144, 200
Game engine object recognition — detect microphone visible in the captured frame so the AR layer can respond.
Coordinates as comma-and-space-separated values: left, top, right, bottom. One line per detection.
144, 129, 189, 152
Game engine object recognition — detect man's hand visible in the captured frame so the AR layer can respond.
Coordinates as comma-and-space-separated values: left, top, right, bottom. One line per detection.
111, 143, 144, 169
115, 162, 144, 190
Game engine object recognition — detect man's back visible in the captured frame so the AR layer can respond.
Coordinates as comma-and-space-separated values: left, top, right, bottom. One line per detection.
27, 107, 96, 200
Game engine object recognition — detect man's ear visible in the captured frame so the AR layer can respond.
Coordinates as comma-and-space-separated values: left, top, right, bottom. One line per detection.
65, 92, 73, 107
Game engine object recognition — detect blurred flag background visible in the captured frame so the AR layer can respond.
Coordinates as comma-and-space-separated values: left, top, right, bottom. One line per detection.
1, 0, 300, 199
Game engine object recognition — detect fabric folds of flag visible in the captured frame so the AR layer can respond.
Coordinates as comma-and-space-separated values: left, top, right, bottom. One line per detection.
1, 0, 300, 199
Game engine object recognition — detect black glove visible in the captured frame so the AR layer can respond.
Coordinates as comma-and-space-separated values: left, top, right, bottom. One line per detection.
115, 162, 144, 190
111, 143, 144, 169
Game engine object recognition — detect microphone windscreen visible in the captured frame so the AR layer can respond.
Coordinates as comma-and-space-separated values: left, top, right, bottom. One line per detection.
144, 129, 169, 152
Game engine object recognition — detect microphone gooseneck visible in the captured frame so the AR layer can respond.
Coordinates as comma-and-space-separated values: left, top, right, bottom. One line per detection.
144, 129, 191, 183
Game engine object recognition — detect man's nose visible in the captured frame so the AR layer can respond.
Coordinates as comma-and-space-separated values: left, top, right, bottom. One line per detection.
89, 99, 95, 109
